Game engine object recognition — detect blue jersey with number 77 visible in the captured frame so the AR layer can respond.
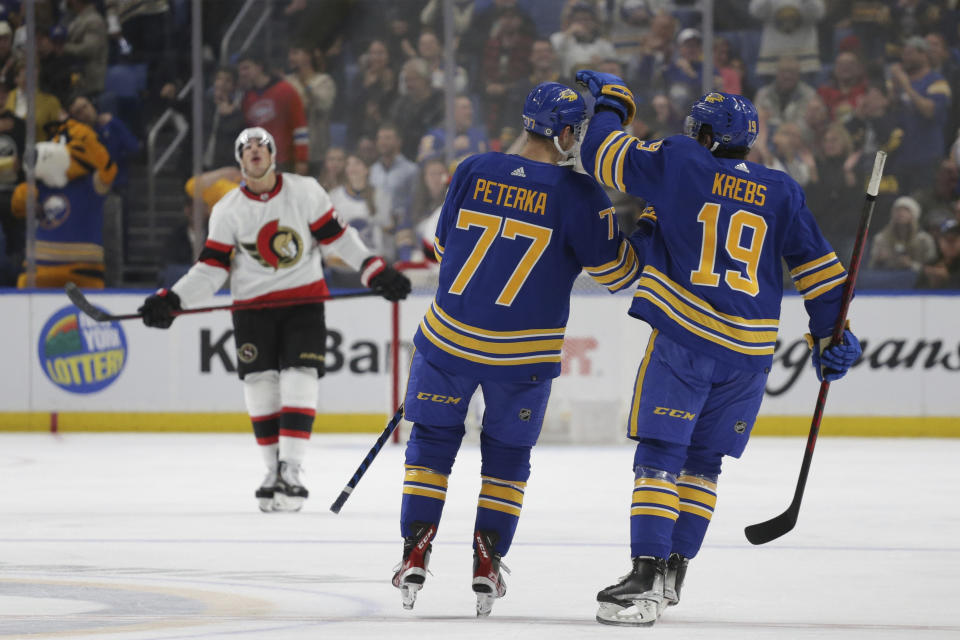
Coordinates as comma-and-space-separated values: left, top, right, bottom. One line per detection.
414, 151, 639, 381
581, 110, 848, 372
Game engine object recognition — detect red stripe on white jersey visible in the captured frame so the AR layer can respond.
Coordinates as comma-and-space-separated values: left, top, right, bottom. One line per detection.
205, 239, 233, 253
201, 257, 230, 270
279, 429, 312, 439
309, 207, 336, 231
233, 280, 331, 305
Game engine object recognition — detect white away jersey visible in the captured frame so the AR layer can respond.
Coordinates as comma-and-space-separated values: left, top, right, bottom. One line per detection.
172, 173, 375, 307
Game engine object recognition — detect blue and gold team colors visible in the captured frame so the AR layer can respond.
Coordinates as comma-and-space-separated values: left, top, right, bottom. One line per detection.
414, 151, 639, 380
581, 110, 847, 372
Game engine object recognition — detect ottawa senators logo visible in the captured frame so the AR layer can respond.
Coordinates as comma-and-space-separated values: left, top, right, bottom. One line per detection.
241, 220, 303, 269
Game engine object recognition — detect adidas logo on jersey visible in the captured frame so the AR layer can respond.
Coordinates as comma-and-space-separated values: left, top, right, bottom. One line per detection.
734, 162, 750, 173
511, 167, 527, 177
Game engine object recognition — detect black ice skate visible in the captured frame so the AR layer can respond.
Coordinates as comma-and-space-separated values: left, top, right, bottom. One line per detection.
392, 522, 436, 610
596, 556, 667, 626
273, 461, 309, 512
255, 467, 279, 512
472, 530, 508, 617
664, 553, 689, 607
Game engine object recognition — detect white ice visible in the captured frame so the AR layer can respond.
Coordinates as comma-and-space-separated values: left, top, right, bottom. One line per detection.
1, 433, 958, 639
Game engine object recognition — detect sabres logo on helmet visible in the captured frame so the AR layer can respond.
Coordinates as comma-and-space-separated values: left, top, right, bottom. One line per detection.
685, 91, 759, 152
240, 220, 303, 269
704, 92, 726, 104
522, 82, 586, 138
558, 88, 579, 102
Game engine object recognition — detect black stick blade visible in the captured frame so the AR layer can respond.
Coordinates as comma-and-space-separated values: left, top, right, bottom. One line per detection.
64, 282, 111, 322
744, 507, 798, 545
329, 487, 352, 514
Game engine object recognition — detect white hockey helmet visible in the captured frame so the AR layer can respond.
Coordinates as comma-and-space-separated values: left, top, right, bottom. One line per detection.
234, 127, 276, 175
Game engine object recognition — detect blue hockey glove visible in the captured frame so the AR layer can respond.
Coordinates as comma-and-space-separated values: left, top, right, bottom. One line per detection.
575, 69, 636, 126
139, 289, 182, 329
809, 329, 861, 382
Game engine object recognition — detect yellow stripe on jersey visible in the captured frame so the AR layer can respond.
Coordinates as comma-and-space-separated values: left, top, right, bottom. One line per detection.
790, 252, 848, 300
35, 241, 104, 263
403, 465, 448, 501
628, 330, 658, 438
424, 306, 563, 355
431, 301, 565, 339
477, 476, 526, 517
434, 236, 444, 263
600, 134, 630, 191
638, 277, 778, 344
585, 240, 639, 291
631, 476, 679, 520
677, 474, 718, 520
419, 320, 564, 367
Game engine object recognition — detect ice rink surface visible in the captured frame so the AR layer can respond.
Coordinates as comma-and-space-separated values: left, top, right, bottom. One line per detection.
1, 432, 958, 639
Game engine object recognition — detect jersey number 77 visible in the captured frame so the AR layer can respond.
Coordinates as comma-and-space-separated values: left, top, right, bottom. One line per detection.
447, 208, 553, 307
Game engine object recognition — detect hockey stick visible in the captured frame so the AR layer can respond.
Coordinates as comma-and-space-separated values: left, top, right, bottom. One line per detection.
64, 282, 378, 322
330, 404, 405, 514
744, 150, 886, 546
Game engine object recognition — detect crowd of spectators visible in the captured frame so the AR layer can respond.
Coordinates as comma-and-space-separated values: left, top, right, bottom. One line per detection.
2, 0, 960, 292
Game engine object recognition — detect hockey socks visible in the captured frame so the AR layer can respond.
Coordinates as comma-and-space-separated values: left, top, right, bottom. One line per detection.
401, 465, 449, 534
474, 475, 526, 556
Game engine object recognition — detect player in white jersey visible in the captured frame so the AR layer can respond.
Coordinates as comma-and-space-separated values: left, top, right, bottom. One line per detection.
139, 127, 411, 512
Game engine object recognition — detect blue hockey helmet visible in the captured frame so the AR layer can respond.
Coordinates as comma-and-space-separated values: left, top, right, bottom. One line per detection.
684, 91, 759, 152
522, 82, 586, 138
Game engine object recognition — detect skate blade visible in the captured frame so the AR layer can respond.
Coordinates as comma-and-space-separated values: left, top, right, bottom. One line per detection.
273, 493, 305, 512
475, 592, 496, 617
257, 496, 276, 512
399, 582, 422, 609
596, 600, 659, 627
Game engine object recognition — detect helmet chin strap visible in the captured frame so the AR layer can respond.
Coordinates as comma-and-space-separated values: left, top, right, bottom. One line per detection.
553, 135, 578, 166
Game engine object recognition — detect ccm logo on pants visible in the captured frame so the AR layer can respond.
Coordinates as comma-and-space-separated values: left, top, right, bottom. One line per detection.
654, 407, 696, 420
416, 392, 463, 405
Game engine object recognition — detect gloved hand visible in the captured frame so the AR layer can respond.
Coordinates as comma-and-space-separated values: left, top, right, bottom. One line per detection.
361, 256, 412, 302
575, 69, 636, 126
139, 289, 182, 329
809, 328, 861, 382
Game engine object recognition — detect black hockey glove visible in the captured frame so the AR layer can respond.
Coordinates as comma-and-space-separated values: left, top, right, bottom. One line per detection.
361, 256, 412, 302
138, 289, 182, 329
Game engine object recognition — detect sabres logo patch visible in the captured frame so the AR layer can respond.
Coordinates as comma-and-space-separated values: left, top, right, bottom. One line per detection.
241, 220, 303, 269
705, 92, 725, 104
558, 88, 579, 102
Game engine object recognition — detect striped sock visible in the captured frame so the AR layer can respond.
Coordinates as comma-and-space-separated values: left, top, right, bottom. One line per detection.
401, 465, 449, 537
630, 468, 679, 559
672, 473, 718, 558
475, 475, 526, 555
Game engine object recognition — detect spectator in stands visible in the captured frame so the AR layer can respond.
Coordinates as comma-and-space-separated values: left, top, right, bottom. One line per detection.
807, 123, 863, 256
0, 94, 24, 283
0, 21, 13, 87
528, 38, 561, 87
766, 120, 815, 186
318, 146, 347, 192
845, 83, 896, 157
238, 51, 309, 175
916, 218, 960, 289
349, 39, 397, 142
664, 28, 706, 111
355, 134, 378, 166
328, 153, 393, 277
416, 30, 468, 94
286, 44, 336, 175
459, 0, 536, 70
754, 56, 819, 130
817, 50, 867, 120
64, 0, 108, 95
409, 156, 448, 232
801, 94, 831, 149
418, 95, 488, 163
481, 6, 534, 137
390, 58, 444, 160
607, 0, 656, 63
713, 36, 743, 95
37, 25, 75, 104
914, 159, 960, 233
420, 0, 475, 42
550, 2, 615, 78
370, 121, 418, 243
869, 195, 936, 272
67, 94, 139, 192
628, 11, 676, 103
888, 36, 952, 194
198, 66, 244, 171
6, 59, 62, 142
751, 0, 825, 78
926, 31, 960, 149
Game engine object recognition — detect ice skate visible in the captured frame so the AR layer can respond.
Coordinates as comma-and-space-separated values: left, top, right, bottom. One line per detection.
392, 522, 436, 610
472, 530, 508, 617
255, 467, 279, 512
273, 461, 308, 512
664, 553, 689, 607
596, 556, 666, 626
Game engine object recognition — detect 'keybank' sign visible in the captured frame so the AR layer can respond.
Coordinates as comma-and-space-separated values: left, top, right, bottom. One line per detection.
1, 291, 957, 421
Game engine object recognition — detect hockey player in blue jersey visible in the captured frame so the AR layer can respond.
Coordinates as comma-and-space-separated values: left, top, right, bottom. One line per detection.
392, 82, 641, 616
575, 70, 863, 626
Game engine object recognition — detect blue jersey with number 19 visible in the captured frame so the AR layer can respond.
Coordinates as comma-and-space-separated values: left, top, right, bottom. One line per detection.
415, 151, 639, 381
581, 110, 848, 372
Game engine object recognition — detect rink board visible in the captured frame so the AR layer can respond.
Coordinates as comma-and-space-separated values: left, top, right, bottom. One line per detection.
0, 289, 958, 437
